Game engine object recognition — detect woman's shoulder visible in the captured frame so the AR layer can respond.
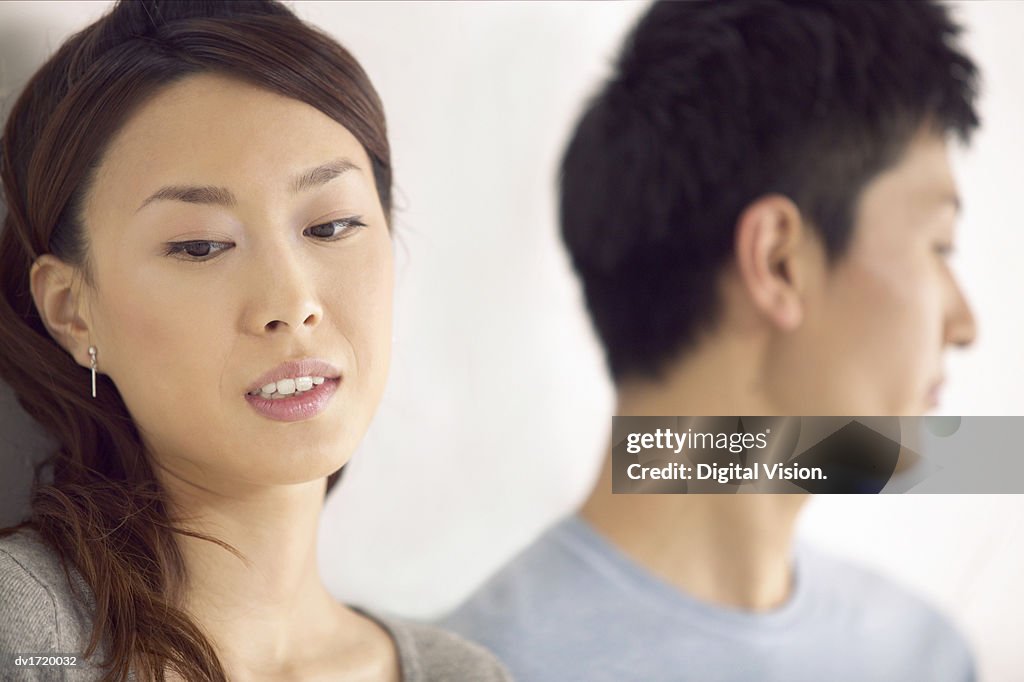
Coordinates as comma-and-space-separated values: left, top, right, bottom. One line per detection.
1, 527, 64, 578
0, 528, 70, 613
0, 528, 94, 655
370, 613, 513, 682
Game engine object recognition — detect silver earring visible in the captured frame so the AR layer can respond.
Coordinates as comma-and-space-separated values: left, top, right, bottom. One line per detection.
88, 346, 97, 398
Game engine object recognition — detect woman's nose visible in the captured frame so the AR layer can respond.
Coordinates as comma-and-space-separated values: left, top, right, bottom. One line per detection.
243, 244, 324, 335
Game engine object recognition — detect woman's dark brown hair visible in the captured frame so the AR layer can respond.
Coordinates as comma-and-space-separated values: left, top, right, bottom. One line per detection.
0, 1, 390, 679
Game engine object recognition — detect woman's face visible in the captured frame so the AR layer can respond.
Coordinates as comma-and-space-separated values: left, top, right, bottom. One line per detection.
79, 74, 393, 489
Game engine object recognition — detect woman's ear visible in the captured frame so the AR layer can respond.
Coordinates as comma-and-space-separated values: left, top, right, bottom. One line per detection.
29, 254, 93, 366
732, 194, 811, 332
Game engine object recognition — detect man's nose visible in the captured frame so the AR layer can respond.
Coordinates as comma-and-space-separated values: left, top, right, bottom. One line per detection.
945, 276, 977, 349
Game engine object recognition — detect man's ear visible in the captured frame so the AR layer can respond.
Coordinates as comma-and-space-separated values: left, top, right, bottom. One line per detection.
29, 254, 93, 367
733, 194, 809, 332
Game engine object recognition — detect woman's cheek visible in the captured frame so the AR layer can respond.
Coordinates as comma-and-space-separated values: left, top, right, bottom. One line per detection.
98, 287, 213, 405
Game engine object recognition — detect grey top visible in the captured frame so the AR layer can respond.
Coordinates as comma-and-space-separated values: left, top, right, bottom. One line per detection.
442, 515, 975, 682
0, 530, 510, 681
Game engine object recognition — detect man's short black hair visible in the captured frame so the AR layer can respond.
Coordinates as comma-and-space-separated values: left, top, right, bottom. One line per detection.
560, 0, 979, 382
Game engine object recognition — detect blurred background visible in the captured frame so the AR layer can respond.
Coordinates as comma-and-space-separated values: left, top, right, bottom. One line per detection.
1, 1, 1021, 679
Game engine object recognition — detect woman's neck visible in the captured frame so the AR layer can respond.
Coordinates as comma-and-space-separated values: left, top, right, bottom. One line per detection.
162, 474, 396, 681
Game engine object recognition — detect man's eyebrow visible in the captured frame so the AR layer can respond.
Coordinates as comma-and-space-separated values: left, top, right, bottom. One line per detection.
135, 158, 360, 213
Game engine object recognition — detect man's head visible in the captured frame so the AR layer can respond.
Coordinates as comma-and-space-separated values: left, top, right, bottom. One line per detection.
560, 0, 979, 415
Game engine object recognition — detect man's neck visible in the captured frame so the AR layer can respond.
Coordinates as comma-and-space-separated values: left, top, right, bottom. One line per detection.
581, 356, 808, 612
581, 456, 806, 611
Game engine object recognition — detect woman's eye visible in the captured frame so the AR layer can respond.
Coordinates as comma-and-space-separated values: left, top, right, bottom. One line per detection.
164, 240, 233, 262
304, 217, 367, 240
934, 243, 955, 258
162, 218, 365, 262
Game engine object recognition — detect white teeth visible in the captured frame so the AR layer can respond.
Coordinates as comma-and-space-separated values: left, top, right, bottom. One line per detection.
251, 375, 327, 398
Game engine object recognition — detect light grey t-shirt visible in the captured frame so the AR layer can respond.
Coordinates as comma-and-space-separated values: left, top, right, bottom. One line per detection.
441, 515, 975, 682
0, 530, 510, 681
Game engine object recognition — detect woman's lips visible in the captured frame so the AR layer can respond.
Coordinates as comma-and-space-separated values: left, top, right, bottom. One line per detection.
245, 377, 340, 422
245, 358, 341, 395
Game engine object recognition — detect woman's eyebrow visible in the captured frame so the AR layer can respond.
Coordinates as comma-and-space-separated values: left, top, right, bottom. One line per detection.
290, 158, 360, 193
136, 185, 235, 212
135, 158, 361, 212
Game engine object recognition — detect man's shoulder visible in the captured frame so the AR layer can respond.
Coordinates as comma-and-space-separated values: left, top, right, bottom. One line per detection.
798, 543, 974, 665
448, 518, 594, 604
801, 542, 948, 614
440, 516, 616, 642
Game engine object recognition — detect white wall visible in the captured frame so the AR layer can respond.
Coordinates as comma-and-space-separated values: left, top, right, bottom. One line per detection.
302, 5, 1024, 682
1, 2, 1021, 680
